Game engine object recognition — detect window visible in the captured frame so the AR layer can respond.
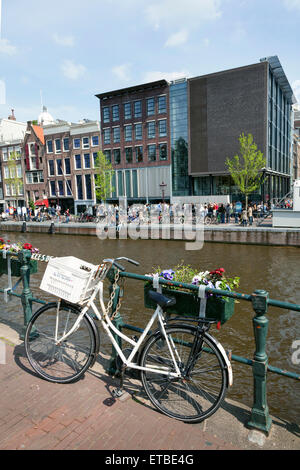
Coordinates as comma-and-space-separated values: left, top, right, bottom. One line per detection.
81, 153, 89, 169
56, 159, 63, 175
92, 135, 99, 146
2, 149, 7, 161
158, 95, 167, 114
103, 150, 111, 163
113, 127, 120, 143
159, 143, 168, 160
63, 138, 69, 151
135, 146, 143, 162
125, 147, 133, 163
103, 128, 111, 145
30, 156, 38, 170
55, 139, 61, 153
147, 98, 155, 116
49, 160, 54, 176
4, 166, 9, 179
17, 165, 22, 178
85, 174, 92, 200
73, 138, 80, 149
158, 119, 167, 137
76, 175, 83, 199
26, 171, 44, 184
58, 180, 64, 196
65, 158, 70, 175
124, 124, 132, 142
134, 100, 142, 118
18, 183, 24, 195
75, 154, 81, 169
14, 146, 21, 159
93, 152, 99, 167
135, 123, 142, 140
103, 106, 110, 123
148, 144, 156, 161
50, 181, 56, 196
112, 105, 119, 121
124, 102, 131, 120
147, 121, 156, 139
114, 148, 121, 165
82, 136, 89, 149
66, 180, 72, 196
5, 184, 11, 196
29, 143, 36, 156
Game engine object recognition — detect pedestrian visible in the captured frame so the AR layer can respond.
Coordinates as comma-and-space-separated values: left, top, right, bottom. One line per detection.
248, 206, 253, 226
241, 209, 248, 226
65, 208, 70, 223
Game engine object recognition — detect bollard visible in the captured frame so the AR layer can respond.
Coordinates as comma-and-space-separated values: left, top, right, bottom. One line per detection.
248, 289, 272, 434
21, 222, 26, 233
49, 222, 55, 234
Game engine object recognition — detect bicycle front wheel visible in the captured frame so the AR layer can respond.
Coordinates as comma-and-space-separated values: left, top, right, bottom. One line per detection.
25, 302, 97, 384
140, 325, 227, 423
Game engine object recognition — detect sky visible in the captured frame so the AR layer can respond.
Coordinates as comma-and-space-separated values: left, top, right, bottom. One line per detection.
0, 0, 300, 124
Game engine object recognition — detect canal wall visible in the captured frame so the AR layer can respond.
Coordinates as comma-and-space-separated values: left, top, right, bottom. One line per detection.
1, 221, 300, 247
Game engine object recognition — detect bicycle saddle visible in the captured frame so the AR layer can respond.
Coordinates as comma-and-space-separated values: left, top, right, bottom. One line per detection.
148, 290, 176, 309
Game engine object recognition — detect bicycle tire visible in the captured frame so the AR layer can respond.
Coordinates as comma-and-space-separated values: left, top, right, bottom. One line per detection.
204, 216, 212, 225
25, 302, 97, 384
140, 325, 227, 423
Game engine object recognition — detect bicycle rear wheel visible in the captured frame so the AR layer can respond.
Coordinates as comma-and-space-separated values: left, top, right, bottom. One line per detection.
140, 325, 227, 423
25, 302, 97, 383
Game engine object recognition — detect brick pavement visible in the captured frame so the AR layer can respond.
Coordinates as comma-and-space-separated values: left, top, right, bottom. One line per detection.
0, 341, 239, 451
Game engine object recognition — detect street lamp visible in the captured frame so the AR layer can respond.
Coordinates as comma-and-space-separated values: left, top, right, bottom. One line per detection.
159, 181, 167, 204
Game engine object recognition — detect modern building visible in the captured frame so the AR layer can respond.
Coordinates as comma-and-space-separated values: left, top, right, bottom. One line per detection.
96, 80, 171, 203
293, 110, 300, 181
43, 119, 101, 213
96, 56, 296, 204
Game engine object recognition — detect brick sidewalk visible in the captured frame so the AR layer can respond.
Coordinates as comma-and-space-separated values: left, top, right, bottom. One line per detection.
0, 341, 239, 451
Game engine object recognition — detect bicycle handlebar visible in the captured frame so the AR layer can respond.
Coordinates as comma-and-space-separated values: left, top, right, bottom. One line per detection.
103, 257, 139, 272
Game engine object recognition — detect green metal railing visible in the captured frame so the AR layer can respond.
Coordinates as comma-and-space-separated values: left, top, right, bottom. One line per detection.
0, 250, 299, 436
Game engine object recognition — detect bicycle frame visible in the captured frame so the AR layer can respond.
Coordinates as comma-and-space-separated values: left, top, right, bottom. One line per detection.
55, 280, 182, 378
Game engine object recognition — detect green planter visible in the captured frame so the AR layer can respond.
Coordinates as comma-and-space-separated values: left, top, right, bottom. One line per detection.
144, 282, 235, 325
0, 256, 38, 277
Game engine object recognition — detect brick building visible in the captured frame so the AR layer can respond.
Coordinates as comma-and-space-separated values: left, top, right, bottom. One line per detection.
96, 80, 172, 203
43, 119, 101, 213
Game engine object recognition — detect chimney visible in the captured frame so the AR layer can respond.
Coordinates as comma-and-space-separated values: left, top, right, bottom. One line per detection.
8, 109, 16, 121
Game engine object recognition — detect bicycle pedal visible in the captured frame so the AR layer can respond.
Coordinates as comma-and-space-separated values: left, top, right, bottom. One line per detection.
112, 388, 124, 398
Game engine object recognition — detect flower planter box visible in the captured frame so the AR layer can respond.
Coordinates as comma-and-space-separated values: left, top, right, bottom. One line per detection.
0, 256, 38, 277
144, 283, 235, 325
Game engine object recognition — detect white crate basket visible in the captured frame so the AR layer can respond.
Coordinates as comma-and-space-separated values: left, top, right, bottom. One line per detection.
40, 256, 104, 304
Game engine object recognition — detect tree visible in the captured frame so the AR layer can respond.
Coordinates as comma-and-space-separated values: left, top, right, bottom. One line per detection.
225, 133, 266, 210
94, 151, 115, 202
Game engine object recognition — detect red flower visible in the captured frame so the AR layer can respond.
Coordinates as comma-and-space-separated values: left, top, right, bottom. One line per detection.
219, 268, 225, 273
23, 243, 33, 251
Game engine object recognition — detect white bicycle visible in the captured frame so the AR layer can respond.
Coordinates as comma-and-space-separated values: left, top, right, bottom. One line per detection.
25, 257, 232, 423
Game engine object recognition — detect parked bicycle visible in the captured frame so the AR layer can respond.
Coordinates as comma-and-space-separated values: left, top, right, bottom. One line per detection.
204, 213, 220, 225
25, 256, 232, 423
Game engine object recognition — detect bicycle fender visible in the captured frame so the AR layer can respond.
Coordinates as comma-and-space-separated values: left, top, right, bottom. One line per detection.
206, 332, 233, 387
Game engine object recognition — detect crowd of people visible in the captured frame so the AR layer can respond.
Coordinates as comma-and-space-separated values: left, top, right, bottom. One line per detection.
0, 200, 274, 227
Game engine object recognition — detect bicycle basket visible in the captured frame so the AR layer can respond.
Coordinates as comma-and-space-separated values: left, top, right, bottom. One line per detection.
40, 256, 108, 304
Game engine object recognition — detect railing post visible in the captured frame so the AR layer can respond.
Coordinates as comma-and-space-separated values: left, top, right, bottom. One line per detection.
248, 289, 272, 434
106, 269, 124, 376
18, 249, 33, 340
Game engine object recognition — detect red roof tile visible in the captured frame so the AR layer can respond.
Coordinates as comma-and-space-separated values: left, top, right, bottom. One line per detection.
32, 125, 45, 145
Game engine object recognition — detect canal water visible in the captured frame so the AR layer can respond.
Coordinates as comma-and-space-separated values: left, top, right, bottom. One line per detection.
0, 231, 299, 425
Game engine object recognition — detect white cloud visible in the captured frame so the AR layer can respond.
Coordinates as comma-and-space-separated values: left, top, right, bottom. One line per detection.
283, 0, 300, 10
0, 39, 17, 55
53, 33, 75, 47
145, 0, 222, 30
143, 70, 190, 83
165, 29, 188, 47
61, 60, 86, 80
112, 64, 132, 82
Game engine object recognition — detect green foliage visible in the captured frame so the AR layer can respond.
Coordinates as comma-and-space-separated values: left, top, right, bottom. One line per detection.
225, 133, 266, 209
94, 151, 115, 202
6, 151, 23, 198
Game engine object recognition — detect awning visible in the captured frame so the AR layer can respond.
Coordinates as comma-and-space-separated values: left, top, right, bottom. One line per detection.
34, 199, 49, 208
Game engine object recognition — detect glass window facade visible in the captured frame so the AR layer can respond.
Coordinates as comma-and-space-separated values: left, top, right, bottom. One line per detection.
170, 80, 190, 196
